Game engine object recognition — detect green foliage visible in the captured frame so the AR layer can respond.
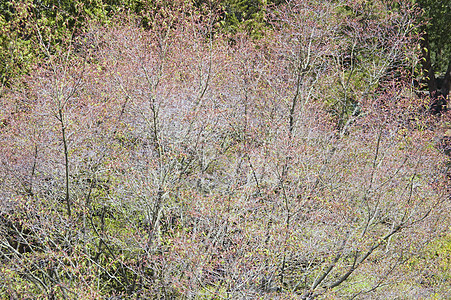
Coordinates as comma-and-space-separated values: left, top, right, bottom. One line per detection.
0, 0, 148, 88
428, 234, 451, 281
405, 232, 451, 297
416, 0, 451, 74
0, 0, 278, 87
219, 0, 269, 37
0, 1, 35, 88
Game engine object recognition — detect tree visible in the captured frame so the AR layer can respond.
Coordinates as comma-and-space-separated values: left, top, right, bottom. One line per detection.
0, 0, 449, 298
416, 0, 451, 113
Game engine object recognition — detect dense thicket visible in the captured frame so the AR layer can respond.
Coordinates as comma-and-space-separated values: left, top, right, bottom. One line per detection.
0, 0, 450, 299
0, 0, 271, 87
1, 0, 450, 92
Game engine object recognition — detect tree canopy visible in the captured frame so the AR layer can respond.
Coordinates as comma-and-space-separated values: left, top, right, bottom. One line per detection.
0, 1, 450, 298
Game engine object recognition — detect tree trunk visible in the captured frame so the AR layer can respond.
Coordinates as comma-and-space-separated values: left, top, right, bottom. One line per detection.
440, 59, 451, 98
421, 31, 450, 114
420, 31, 437, 92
